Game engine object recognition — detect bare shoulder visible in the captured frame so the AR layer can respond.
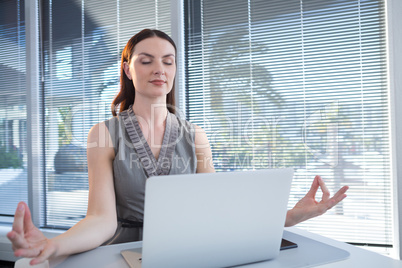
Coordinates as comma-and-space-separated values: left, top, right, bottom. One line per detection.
193, 124, 210, 149
193, 124, 215, 173
87, 121, 115, 160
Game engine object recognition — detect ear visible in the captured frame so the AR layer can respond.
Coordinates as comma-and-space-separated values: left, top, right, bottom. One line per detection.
123, 61, 132, 80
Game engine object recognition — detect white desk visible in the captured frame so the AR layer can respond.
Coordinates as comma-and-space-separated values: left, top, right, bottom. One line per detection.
45, 227, 401, 268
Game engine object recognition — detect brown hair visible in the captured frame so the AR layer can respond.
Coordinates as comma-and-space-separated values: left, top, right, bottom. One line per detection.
111, 29, 177, 116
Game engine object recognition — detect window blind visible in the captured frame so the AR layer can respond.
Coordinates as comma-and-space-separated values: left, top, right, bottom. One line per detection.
42, 0, 172, 228
0, 0, 27, 221
185, 0, 391, 252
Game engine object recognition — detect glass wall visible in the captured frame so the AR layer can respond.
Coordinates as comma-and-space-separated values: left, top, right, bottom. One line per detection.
41, 0, 172, 228
0, 0, 27, 221
185, 0, 391, 253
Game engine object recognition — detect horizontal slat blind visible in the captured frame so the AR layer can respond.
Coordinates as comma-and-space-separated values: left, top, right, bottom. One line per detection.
186, 0, 391, 251
0, 0, 28, 219
42, 0, 171, 228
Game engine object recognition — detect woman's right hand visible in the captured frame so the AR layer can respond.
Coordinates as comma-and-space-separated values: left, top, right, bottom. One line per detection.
7, 202, 58, 265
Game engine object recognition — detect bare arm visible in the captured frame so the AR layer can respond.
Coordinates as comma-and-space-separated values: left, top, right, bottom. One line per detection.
194, 125, 215, 173
8, 122, 118, 265
50, 122, 118, 252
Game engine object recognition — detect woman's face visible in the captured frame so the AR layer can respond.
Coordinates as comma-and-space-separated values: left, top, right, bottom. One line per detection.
124, 36, 176, 100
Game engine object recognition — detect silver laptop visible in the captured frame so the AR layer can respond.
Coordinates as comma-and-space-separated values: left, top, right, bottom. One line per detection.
122, 168, 293, 268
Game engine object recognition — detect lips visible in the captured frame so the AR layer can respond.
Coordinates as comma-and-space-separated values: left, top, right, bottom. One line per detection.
150, 79, 166, 86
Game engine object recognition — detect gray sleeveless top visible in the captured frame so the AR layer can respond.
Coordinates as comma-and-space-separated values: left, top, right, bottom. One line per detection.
103, 108, 197, 244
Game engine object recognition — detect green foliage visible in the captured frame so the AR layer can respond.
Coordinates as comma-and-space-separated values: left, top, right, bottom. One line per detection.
0, 145, 23, 168
58, 106, 73, 146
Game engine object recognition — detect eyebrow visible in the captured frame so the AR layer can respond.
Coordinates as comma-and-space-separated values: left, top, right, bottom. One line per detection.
138, 52, 175, 58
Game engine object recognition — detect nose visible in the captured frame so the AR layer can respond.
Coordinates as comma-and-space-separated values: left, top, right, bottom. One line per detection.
154, 70, 165, 75
153, 62, 165, 76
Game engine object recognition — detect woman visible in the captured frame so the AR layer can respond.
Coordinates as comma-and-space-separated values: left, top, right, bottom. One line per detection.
7, 29, 348, 265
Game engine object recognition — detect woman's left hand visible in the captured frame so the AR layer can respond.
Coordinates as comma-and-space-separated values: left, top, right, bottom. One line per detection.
285, 175, 349, 227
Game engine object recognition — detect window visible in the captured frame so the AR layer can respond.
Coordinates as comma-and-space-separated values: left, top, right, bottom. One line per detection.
41, 0, 172, 228
0, 0, 27, 222
55, 46, 72, 80
185, 0, 391, 254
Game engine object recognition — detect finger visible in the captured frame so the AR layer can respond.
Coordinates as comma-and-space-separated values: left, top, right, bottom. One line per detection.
317, 177, 330, 202
22, 202, 36, 231
12, 202, 26, 234
338, 185, 349, 195
324, 186, 349, 210
30, 245, 55, 266
306, 175, 320, 198
331, 186, 349, 203
14, 247, 42, 258
7, 231, 30, 250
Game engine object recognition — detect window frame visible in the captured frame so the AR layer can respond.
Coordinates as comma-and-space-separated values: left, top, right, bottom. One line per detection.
25, 0, 44, 227
386, 0, 402, 260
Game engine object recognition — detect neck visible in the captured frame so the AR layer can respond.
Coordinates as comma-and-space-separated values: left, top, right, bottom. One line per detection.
132, 98, 168, 127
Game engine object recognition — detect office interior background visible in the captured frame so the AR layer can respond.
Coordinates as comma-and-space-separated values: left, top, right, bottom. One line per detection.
1, 0, 402, 261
